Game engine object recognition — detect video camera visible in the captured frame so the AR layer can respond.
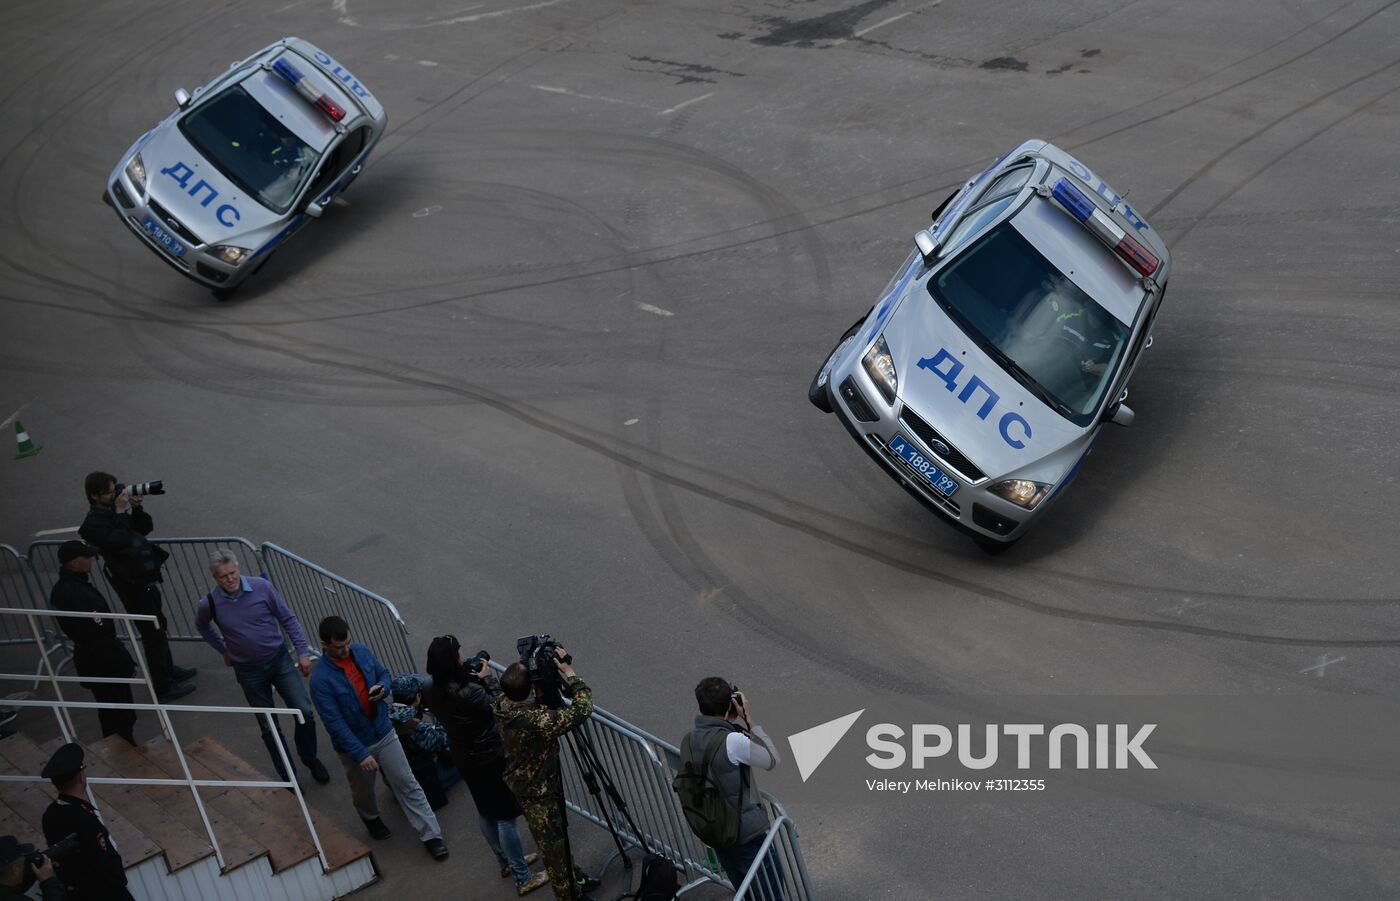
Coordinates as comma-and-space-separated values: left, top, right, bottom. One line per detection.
516, 633, 573, 706
30, 832, 79, 868
118, 479, 165, 497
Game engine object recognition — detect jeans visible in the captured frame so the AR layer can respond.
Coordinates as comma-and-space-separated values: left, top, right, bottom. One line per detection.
478, 814, 531, 884
717, 832, 786, 900
234, 650, 318, 779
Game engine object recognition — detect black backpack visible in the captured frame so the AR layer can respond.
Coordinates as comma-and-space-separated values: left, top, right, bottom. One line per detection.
618, 853, 679, 901
672, 730, 744, 850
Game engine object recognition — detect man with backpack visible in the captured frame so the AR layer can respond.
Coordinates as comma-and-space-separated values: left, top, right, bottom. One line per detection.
675, 678, 784, 897
195, 549, 330, 787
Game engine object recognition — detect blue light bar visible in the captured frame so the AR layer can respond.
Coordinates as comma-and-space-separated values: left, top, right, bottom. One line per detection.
1051, 178, 1095, 222
272, 58, 304, 85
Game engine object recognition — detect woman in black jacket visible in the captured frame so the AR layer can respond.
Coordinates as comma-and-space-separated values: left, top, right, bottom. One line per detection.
426, 636, 546, 895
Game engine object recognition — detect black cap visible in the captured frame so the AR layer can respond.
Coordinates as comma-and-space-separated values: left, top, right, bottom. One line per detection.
40, 743, 84, 782
0, 835, 36, 866
57, 541, 99, 566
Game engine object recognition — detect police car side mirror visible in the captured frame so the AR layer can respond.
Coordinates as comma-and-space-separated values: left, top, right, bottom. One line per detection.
1109, 402, 1135, 427
174, 88, 192, 109
914, 229, 941, 267
304, 201, 325, 218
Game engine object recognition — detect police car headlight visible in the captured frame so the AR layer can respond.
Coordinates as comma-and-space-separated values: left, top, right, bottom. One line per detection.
862, 335, 898, 403
211, 245, 251, 266
125, 154, 147, 192
989, 479, 1053, 510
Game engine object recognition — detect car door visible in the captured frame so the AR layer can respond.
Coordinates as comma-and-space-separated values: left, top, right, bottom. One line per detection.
305, 124, 370, 209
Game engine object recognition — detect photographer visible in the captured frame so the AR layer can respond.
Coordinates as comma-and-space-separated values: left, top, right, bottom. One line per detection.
39, 744, 131, 901
681, 678, 783, 896
0, 836, 68, 900
494, 645, 599, 901
426, 637, 546, 895
78, 471, 196, 702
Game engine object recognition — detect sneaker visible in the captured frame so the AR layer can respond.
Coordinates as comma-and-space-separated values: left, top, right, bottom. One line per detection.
361, 817, 391, 840
575, 872, 602, 892
156, 681, 196, 703
502, 852, 541, 879
516, 871, 550, 896
304, 758, 331, 784
170, 665, 198, 682
424, 837, 449, 861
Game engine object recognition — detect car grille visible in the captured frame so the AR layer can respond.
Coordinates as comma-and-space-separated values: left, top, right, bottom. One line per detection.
899, 407, 985, 482
871, 435, 961, 518
148, 199, 203, 246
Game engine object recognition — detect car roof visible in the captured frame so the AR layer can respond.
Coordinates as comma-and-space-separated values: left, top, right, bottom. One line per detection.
1008, 187, 1146, 326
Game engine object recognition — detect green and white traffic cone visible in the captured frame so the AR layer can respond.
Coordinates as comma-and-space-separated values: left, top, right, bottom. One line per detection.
13, 421, 41, 459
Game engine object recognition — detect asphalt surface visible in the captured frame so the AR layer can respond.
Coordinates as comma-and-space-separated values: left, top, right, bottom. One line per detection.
3, 0, 1399, 899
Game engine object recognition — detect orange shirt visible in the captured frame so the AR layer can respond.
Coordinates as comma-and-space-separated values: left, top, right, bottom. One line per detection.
332, 654, 371, 716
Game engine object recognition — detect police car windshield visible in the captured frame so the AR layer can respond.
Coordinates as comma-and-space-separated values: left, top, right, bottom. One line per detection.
179, 85, 320, 214
927, 223, 1127, 425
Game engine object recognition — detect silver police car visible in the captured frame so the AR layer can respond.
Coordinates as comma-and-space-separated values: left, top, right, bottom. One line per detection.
103, 37, 386, 299
809, 140, 1171, 549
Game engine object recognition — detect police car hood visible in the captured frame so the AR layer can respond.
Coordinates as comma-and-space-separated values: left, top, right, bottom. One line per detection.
140, 125, 284, 242
884, 283, 1089, 482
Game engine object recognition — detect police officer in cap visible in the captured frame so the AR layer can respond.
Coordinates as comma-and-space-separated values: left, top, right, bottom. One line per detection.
0, 835, 68, 900
48, 541, 138, 745
40, 744, 132, 901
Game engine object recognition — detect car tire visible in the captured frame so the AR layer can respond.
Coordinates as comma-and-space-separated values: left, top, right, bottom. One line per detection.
808, 316, 867, 413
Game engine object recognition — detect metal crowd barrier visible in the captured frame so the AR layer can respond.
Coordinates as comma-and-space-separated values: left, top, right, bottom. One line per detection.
260, 542, 414, 675
0, 544, 42, 647
559, 706, 814, 898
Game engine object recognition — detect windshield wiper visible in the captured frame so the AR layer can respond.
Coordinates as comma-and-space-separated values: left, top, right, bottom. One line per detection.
978, 341, 1077, 419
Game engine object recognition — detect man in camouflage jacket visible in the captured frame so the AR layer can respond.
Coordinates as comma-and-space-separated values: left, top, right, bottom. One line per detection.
493, 647, 597, 900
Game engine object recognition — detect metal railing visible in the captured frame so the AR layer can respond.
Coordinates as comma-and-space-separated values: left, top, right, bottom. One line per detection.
0, 605, 330, 873
556, 705, 814, 898
261, 543, 414, 675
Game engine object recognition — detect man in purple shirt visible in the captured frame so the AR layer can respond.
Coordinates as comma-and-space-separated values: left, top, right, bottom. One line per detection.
195, 549, 330, 786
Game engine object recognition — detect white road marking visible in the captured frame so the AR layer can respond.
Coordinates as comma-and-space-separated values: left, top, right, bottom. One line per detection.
413, 205, 444, 218
273, 0, 310, 12
0, 405, 26, 430
417, 60, 440, 67
530, 84, 652, 110
660, 91, 714, 116
1299, 655, 1345, 676
34, 527, 80, 537
624, 419, 639, 426
430, 0, 572, 26
332, 0, 359, 27
636, 302, 674, 317
831, 1, 942, 45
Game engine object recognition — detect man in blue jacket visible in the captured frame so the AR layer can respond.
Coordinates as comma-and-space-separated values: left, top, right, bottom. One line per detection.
308, 615, 449, 860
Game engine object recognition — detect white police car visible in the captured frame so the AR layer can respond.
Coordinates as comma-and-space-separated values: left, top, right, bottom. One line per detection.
809, 140, 1171, 548
103, 37, 386, 299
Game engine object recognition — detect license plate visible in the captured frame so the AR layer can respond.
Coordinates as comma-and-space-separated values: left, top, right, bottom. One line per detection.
889, 435, 959, 497
142, 216, 186, 258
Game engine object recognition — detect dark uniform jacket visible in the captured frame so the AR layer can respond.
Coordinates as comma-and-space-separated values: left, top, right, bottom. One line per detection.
0, 875, 69, 900
41, 794, 131, 901
493, 676, 593, 802
430, 672, 505, 770
48, 570, 136, 688
78, 505, 167, 588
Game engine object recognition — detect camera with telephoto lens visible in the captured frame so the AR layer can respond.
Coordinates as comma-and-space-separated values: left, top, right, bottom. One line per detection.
30, 832, 79, 868
119, 479, 165, 497
516, 634, 573, 705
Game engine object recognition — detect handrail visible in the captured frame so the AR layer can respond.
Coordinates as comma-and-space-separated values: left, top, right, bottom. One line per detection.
0, 605, 329, 874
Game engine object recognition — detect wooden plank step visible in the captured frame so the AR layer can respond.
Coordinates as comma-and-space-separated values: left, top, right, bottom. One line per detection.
81, 742, 215, 872
184, 736, 374, 874
0, 735, 161, 868
139, 737, 320, 873
87, 735, 266, 874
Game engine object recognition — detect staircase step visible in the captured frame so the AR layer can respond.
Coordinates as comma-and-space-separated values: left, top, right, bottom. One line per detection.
81, 742, 215, 871
87, 735, 266, 874
0, 733, 161, 867
184, 736, 374, 874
